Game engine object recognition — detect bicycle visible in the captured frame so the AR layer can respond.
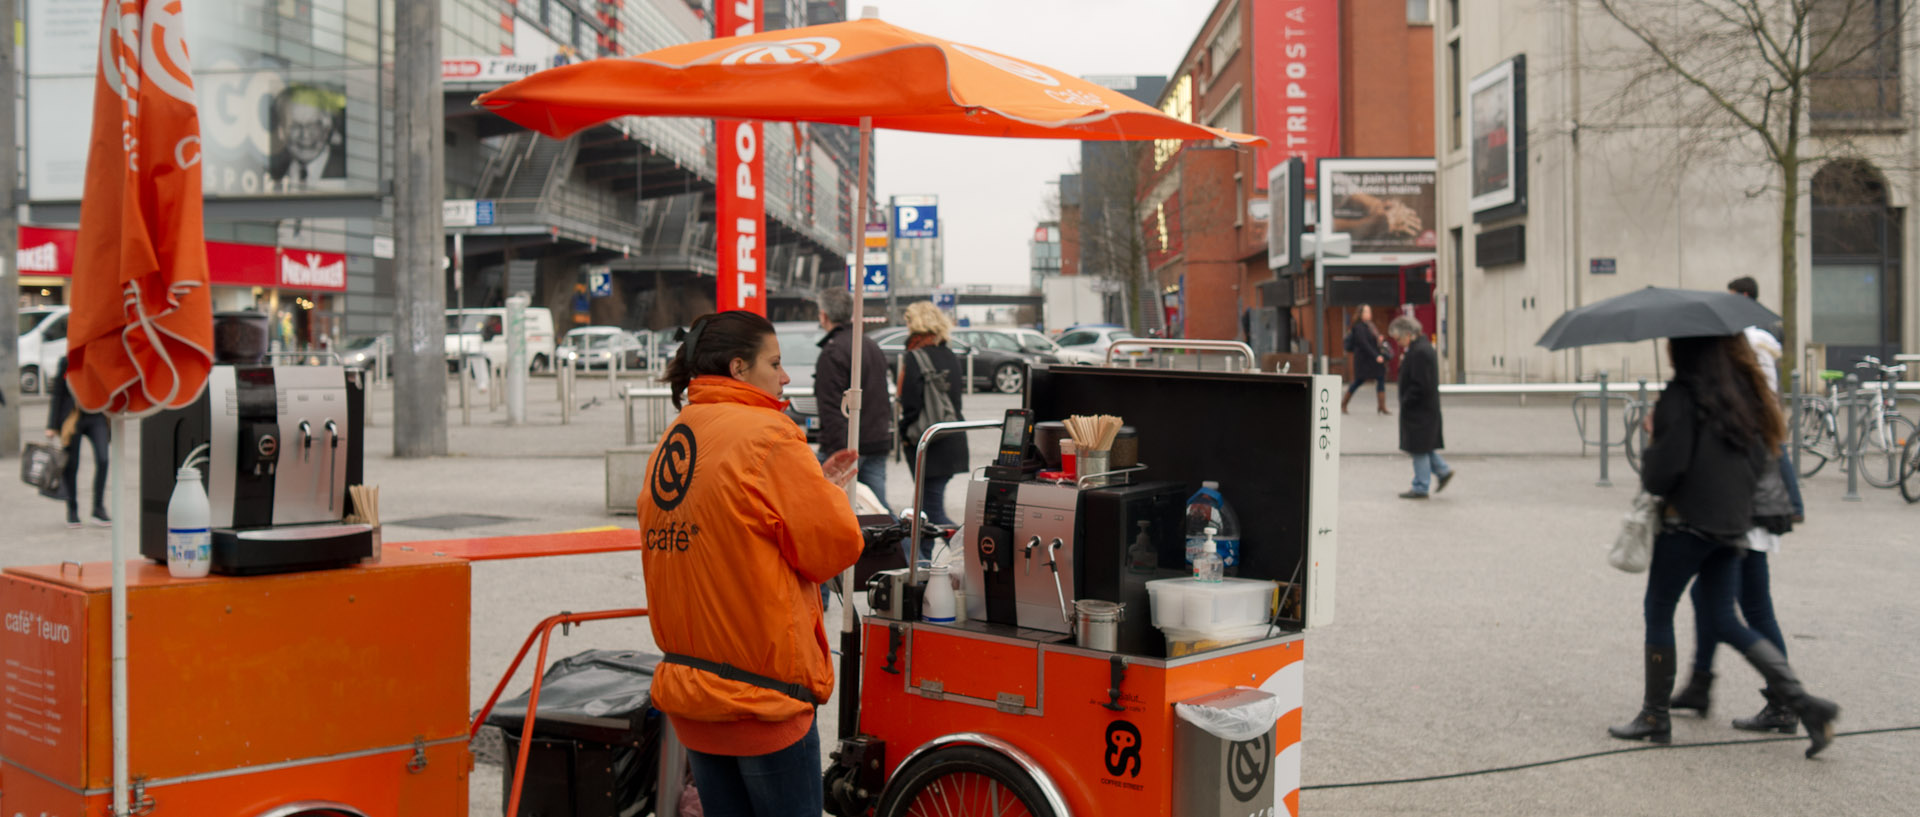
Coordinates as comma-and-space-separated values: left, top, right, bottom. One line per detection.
1796, 356, 1913, 488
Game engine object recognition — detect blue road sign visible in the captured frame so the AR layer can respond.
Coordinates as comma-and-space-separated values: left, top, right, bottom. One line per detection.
475, 200, 496, 226
589, 270, 612, 297
895, 205, 938, 239
934, 290, 956, 310
863, 264, 888, 295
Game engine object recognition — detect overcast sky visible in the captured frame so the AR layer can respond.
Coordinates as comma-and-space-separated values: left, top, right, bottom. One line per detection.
862, 0, 1218, 286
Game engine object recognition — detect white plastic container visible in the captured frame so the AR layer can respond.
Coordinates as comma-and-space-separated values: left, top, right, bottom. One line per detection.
922, 563, 957, 624
1146, 577, 1278, 632
166, 465, 213, 579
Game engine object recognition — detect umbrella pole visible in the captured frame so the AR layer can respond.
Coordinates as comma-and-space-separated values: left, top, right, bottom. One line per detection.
111, 415, 130, 815
837, 116, 873, 743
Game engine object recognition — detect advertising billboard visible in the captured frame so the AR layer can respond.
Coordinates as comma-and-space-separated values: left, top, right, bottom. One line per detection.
1266, 157, 1305, 270
1316, 158, 1438, 267
26, 0, 379, 200
1251, 0, 1340, 189
1468, 56, 1528, 218
715, 0, 767, 315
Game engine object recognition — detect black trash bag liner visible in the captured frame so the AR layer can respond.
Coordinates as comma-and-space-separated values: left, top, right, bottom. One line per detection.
484, 649, 666, 817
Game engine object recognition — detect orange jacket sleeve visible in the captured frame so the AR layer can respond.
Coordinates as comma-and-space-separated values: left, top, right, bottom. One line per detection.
755, 435, 864, 583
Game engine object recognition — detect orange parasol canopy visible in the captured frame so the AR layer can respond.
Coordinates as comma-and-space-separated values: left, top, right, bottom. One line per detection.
477, 17, 1267, 146
66, 0, 215, 416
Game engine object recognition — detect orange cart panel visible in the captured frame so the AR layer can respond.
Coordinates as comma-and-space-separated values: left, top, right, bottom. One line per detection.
1, 550, 470, 802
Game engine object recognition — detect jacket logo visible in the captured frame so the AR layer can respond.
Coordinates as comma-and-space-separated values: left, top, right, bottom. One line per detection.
651, 424, 697, 511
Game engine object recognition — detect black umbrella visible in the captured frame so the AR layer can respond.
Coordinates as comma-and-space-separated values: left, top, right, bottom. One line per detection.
1536, 286, 1780, 350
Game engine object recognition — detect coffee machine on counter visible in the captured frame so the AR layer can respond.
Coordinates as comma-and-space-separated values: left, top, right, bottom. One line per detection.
960, 410, 1191, 653
140, 364, 373, 575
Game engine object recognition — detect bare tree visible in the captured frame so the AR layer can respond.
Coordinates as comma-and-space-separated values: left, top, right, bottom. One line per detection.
1589, 0, 1912, 380
1076, 143, 1155, 333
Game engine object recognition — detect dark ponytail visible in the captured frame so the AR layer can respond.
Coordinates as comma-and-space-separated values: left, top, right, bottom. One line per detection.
662, 311, 777, 408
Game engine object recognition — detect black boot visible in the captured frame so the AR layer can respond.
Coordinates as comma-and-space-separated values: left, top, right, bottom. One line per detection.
1609, 645, 1675, 744
1731, 687, 1800, 735
1669, 669, 1714, 717
1741, 641, 1838, 758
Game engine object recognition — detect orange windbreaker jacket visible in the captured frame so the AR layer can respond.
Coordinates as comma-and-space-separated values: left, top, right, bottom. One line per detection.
638, 376, 864, 724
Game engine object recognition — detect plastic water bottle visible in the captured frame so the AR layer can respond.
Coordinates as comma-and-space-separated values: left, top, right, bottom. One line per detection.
1184, 481, 1242, 573
921, 563, 957, 624
1192, 528, 1224, 583
167, 465, 212, 579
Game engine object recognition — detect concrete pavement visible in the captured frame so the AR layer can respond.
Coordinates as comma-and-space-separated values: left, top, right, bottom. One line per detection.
5, 375, 1915, 815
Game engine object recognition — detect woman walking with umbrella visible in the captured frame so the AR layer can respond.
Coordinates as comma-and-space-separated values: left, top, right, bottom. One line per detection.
1608, 334, 1840, 757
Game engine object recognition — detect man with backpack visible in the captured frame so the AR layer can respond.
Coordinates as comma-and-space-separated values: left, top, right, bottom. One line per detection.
814, 289, 894, 511
897, 301, 967, 558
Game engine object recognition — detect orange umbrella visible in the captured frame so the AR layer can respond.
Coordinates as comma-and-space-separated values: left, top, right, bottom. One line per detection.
477, 17, 1266, 146
67, 0, 215, 417
66, 4, 216, 814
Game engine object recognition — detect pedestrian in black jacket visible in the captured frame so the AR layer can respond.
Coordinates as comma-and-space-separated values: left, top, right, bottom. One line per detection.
1387, 317, 1452, 498
1609, 335, 1840, 758
897, 302, 967, 558
1342, 305, 1390, 415
44, 357, 112, 528
813, 289, 893, 511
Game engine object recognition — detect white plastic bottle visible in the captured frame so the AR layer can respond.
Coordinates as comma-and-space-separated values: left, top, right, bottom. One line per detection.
921, 563, 957, 624
1191, 527, 1224, 584
167, 465, 212, 579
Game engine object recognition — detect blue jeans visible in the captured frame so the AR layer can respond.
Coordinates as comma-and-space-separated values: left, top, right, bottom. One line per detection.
1643, 530, 1764, 652
1689, 550, 1785, 673
1778, 447, 1804, 518
686, 720, 822, 817
1347, 373, 1387, 396
906, 472, 955, 562
1409, 450, 1452, 493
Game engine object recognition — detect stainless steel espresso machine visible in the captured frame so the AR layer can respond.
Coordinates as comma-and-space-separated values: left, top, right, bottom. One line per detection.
140, 364, 373, 575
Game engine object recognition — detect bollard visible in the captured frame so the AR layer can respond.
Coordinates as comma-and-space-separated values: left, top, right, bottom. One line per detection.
560, 364, 573, 426
1596, 371, 1612, 487
1844, 373, 1862, 501
1789, 371, 1801, 476
1519, 358, 1528, 407
460, 357, 472, 427
624, 388, 636, 446
966, 351, 976, 395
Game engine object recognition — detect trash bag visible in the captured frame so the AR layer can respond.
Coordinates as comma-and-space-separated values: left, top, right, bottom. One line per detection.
1174, 687, 1281, 742
485, 649, 665, 817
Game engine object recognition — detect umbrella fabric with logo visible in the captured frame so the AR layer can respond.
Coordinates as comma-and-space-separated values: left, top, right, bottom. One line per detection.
476, 17, 1267, 146
66, 1, 215, 416
1536, 287, 1781, 351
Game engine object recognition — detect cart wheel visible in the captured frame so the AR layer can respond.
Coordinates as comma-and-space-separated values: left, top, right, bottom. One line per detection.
876, 745, 1058, 817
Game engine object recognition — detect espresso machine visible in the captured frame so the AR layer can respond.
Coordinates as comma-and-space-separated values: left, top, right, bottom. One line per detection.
141, 364, 373, 575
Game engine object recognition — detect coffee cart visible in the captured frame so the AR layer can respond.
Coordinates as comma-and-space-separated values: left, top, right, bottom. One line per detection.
821, 349, 1342, 817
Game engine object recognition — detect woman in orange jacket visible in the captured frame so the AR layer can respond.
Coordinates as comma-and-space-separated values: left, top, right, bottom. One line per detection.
638, 310, 864, 816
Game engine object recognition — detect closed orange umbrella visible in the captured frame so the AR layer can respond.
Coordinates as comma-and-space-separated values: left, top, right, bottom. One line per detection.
65, 4, 217, 815
477, 17, 1264, 146
67, 0, 215, 417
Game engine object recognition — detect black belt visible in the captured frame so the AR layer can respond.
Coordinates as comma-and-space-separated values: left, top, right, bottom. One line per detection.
660, 653, 821, 706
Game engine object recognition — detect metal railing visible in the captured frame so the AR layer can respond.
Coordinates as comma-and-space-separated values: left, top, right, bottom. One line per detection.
622, 386, 816, 446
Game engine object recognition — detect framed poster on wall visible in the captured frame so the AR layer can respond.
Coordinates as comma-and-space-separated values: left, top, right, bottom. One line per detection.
1468, 55, 1528, 220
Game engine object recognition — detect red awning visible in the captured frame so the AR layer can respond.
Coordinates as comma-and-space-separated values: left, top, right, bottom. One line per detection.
17, 226, 348, 292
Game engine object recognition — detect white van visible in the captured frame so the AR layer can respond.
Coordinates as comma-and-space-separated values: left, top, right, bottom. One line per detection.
17, 306, 71, 394
445, 307, 557, 372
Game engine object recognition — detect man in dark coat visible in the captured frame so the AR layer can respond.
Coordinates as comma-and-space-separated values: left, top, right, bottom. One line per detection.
1389, 316, 1454, 499
814, 289, 893, 511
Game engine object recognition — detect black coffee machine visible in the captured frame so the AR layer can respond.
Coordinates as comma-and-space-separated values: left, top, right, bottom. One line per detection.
140, 364, 372, 575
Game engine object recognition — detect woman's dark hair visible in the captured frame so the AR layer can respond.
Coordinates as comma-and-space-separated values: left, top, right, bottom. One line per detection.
1668, 335, 1785, 452
662, 311, 777, 408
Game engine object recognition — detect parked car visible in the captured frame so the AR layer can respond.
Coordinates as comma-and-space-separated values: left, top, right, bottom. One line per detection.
1054, 325, 1148, 364
874, 326, 1038, 394
338, 333, 392, 372
16, 306, 70, 394
952, 328, 1062, 394
444, 307, 558, 372
562, 326, 648, 370
772, 321, 827, 440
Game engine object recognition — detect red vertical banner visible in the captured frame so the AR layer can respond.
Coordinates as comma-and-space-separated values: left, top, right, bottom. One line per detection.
1251, 0, 1340, 190
715, 1, 766, 315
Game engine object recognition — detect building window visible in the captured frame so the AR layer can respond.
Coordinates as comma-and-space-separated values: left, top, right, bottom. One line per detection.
1811, 0, 1902, 122
1448, 0, 1460, 29
1448, 41, 1463, 150
1407, 0, 1433, 24
1207, 3, 1243, 79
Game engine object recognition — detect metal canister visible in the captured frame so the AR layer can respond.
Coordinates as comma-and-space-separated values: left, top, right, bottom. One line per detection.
1073, 599, 1125, 651
1080, 450, 1112, 487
